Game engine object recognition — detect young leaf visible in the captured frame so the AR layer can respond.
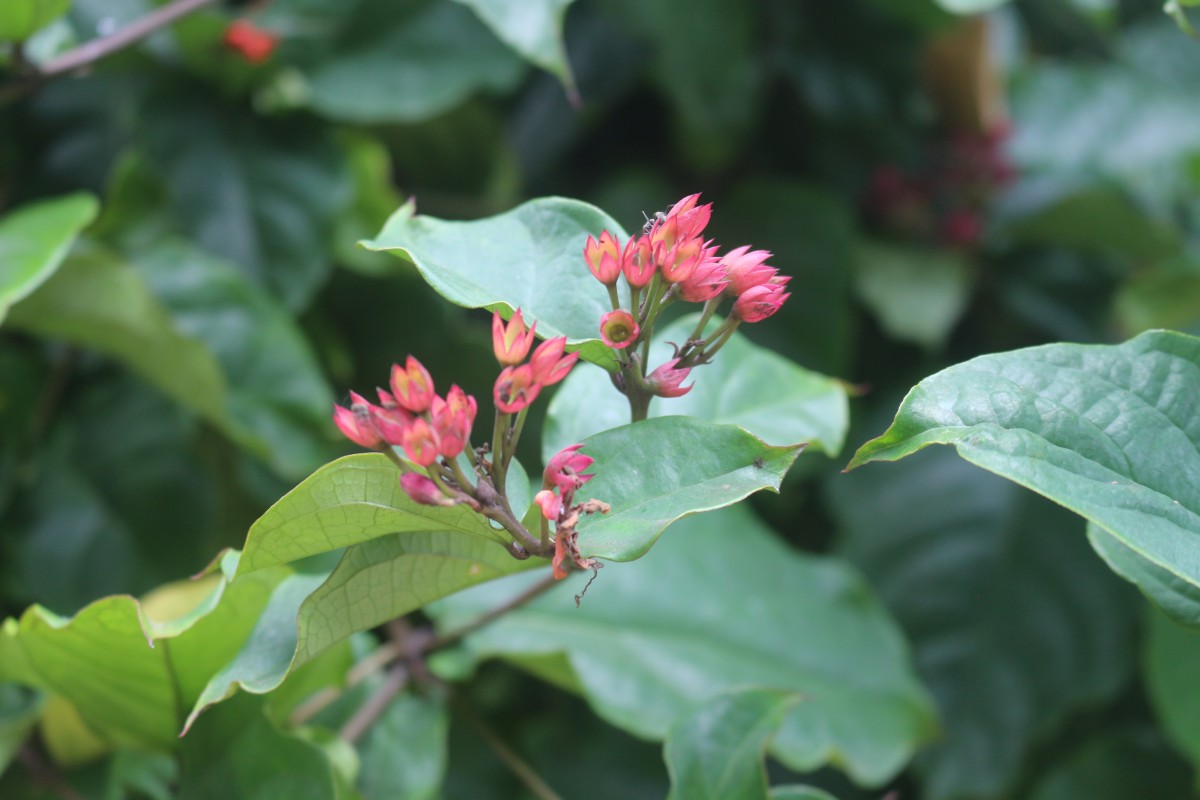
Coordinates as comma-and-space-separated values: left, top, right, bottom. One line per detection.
0, 0, 71, 42
848, 331, 1200, 628
360, 196, 627, 370
428, 505, 937, 787
543, 314, 849, 458
664, 687, 800, 800
0, 193, 98, 324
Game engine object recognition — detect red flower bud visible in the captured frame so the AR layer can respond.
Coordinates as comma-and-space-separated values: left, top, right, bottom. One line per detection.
400, 473, 454, 507
332, 392, 383, 449
223, 20, 278, 64
529, 337, 578, 386
584, 231, 622, 285
732, 282, 790, 323
492, 309, 536, 366
390, 356, 435, 413
494, 364, 541, 413
600, 309, 639, 349
646, 358, 693, 398
401, 418, 440, 466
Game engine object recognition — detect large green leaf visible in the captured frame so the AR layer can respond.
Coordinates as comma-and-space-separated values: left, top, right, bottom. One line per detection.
571, 416, 802, 562
543, 314, 848, 459
830, 447, 1138, 799
357, 690, 448, 800
848, 331, 1200, 628
0, 193, 97, 324
360, 196, 627, 370
264, 0, 525, 124
1028, 724, 1193, 800
142, 92, 350, 310
428, 505, 937, 787
664, 687, 800, 800
452, 0, 578, 89
0, 0, 70, 41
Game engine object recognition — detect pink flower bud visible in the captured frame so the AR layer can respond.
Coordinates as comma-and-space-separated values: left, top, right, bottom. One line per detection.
369, 402, 411, 446
390, 356, 435, 413
534, 489, 562, 521
720, 246, 776, 296
401, 417, 440, 466
333, 392, 383, 449
494, 364, 541, 413
621, 236, 657, 288
400, 473, 454, 507
492, 309, 537, 366
676, 253, 729, 302
660, 237, 711, 284
732, 282, 790, 323
431, 386, 476, 458
600, 309, 639, 349
646, 358, 694, 398
584, 231, 623, 285
529, 337, 578, 386
223, 20, 278, 64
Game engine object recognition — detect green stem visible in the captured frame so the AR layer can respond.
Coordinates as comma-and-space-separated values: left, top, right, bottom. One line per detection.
606, 283, 621, 311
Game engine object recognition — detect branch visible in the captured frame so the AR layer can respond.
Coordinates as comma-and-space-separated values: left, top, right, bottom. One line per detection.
425, 571, 560, 652
0, 0, 220, 106
450, 691, 563, 800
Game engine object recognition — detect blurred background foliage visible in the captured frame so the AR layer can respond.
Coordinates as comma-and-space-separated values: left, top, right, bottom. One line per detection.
3, 0, 1200, 797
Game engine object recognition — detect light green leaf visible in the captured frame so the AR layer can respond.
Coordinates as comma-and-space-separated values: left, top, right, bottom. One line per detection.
6, 247, 228, 427
0, 193, 98, 324
848, 331, 1200, 628
358, 691, 448, 800
236, 454, 511, 575
1114, 260, 1200, 336
572, 417, 802, 562
934, 0, 1010, 12
544, 313, 849, 458
665, 687, 800, 800
429, 505, 937, 787
769, 788, 840, 800
830, 447, 1138, 799
452, 0, 578, 90
0, 0, 70, 41
855, 242, 973, 350
1145, 609, 1200, 773
361, 197, 627, 370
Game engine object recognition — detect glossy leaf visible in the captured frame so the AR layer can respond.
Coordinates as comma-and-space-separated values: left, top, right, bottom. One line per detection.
0, 0, 70, 41
1145, 609, 1200, 772
849, 331, 1200, 627
0, 193, 97, 324
664, 687, 800, 800
358, 690, 448, 800
453, 0, 578, 89
142, 93, 350, 310
360, 196, 627, 370
544, 315, 848, 460
830, 447, 1137, 799
571, 416, 802, 562
266, 0, 525, 124
428, 505, 937, 787
855, 242, 973, 350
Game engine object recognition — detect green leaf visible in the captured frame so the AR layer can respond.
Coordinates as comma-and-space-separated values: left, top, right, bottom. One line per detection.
428, 505, 937, 787
1145, 609, 1200, 773
357, 691, 448, 800
332, 133, 405, 275
769, 789, 840, 800
935, 0, 1010, 12
0, 0, 70, 41
142, 92, 350, 310
1114, 260, 1200, 336
452, 0, 578, 91
1028, 724, 1193, 800
848, 331, 1200, 628
179, 694, 344, 800
543, 313, 849, 458
236, 454, 511, 575
571, 417, 802, 562
0, 193, 98, 324
1003, 187, 1182, 263
6, 248, 228, 436
855, 242, 973, 350
664, 687, 800, 800
361, 196, 626, 370
0, 685, 43, 774
265, 0, 525, 124
830, 447, 1138, 799
0, 555, 292, 750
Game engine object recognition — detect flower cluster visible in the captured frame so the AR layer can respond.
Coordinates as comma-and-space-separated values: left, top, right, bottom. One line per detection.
332, 309, 607, 579
491, 310, 578, 413
583, 193, 790, 413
